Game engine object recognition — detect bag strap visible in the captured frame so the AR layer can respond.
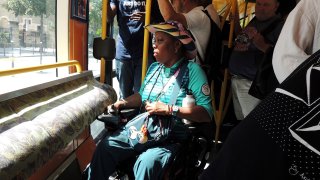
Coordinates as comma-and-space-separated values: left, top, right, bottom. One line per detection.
197, 9, 212, 65
168, 61, 188, 105
154, 61, 188, 104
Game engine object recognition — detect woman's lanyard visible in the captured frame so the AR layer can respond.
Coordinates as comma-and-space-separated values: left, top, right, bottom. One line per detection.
144, 61, 187, 103
155, 67, 182, 103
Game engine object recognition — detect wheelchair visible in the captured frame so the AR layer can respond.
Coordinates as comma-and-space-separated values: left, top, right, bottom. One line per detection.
95, 106, 214, 180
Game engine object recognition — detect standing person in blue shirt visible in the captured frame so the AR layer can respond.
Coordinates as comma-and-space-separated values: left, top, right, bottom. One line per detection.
107, 0, 163, 99
87, 21, 213, 180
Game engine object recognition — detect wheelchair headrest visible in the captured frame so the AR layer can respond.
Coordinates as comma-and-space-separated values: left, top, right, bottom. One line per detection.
93, 37, 116, 61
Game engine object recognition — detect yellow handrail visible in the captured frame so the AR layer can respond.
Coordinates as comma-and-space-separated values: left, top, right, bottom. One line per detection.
141, 0, 152, 82
0, 60, 82, 77
100, 0, 108, 83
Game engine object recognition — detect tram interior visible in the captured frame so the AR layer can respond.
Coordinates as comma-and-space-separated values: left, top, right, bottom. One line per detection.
0, 0, 297, 179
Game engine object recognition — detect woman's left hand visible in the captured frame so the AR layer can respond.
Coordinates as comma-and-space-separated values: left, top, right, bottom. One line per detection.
144, 101, 170, 116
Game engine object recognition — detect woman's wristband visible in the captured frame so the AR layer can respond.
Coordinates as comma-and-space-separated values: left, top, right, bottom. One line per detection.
167, 105, 173, 116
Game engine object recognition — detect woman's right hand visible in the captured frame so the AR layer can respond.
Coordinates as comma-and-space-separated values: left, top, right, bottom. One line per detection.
107, 100, 127, 114
144, 101, 171, 116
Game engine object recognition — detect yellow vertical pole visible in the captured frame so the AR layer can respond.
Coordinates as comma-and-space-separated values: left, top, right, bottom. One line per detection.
100, 0, 108, 83
220, 0, 231, 30
141, 0, 152, 83
214, 0, 237, 146
228, 0, 236, 49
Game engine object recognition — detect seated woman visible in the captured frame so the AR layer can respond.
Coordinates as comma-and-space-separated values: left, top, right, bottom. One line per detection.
87, 21, 213, 180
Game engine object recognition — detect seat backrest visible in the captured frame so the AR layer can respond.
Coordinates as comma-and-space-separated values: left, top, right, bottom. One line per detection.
93, 37, 116, 61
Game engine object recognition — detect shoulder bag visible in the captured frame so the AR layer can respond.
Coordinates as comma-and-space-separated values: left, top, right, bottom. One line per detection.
125, 62, 188, 152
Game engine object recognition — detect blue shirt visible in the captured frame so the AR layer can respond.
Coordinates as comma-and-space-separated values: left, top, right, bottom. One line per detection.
111, 0, 145, 60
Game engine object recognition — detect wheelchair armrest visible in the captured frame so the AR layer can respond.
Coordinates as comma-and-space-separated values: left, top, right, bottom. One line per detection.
185, 122, 215, 141
119, 108, 140, 119
96, 108, 140, 130
97, 113, 120, 129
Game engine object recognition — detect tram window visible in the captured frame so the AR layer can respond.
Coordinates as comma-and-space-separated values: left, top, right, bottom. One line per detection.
88, 0, 120, 140
88, 0, 119, 77
88, 0, 102, 77
0, 0, 59, 94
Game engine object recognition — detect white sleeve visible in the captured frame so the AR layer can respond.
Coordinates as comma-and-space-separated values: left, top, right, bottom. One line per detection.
184, 7, 211, 63
205, 5, 220, 28
272, 0, 320, 83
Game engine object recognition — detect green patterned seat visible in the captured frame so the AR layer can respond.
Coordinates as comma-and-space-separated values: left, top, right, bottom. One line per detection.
0, 71, 117, 179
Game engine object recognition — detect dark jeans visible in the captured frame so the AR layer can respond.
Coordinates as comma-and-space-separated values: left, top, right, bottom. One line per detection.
115, 55, 156, 99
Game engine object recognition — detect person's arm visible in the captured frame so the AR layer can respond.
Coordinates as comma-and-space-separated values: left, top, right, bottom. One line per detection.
272, 0, 317, 83
205, 4, 220, 28
112, 93, 143, 111
175, 105, 211, 123
181, 63, 212, 123
252, 33, 274, 53
157, 0, 187, 27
